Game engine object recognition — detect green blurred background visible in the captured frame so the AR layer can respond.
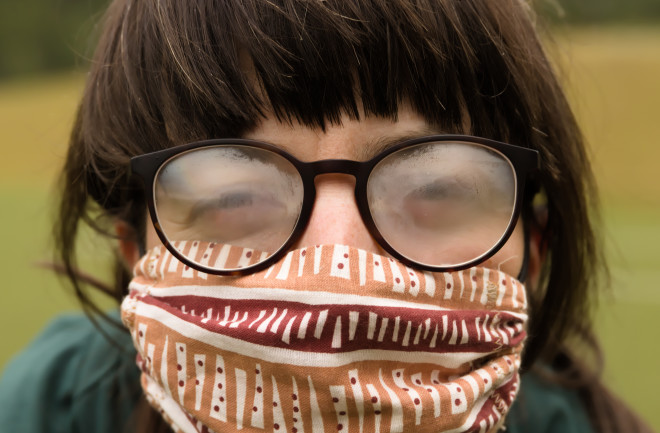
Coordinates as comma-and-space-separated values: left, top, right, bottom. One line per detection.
1, 0, 659, 430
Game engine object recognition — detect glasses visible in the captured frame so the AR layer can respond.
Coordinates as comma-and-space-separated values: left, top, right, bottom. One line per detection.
131, 135, 539, 275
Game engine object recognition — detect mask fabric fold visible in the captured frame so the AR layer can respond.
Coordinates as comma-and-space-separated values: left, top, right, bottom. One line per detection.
121, 243, 528, 433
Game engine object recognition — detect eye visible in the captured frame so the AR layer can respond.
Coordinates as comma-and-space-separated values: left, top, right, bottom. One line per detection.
411, 179, 457, 200
407, 176, 476, 202
190, 191, 257, 217
185, 188, 281, 226
397, 177, 482, 230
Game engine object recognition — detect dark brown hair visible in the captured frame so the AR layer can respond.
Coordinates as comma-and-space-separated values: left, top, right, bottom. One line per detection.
56, 0, 651, 431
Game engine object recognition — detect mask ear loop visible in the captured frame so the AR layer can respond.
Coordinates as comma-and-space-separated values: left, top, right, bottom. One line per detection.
138, 241, 147, 258
516, 176, 542, 283
516, 176, 545, 283
516, 215, 531, 282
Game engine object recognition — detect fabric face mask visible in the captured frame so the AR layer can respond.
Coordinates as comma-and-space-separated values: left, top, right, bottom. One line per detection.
121, 243, 528, 433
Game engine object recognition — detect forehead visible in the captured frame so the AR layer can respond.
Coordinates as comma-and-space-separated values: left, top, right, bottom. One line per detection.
242, 106, 444, 162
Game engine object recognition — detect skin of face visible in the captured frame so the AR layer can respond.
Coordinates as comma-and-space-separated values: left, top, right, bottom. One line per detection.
118, 106, 541, 283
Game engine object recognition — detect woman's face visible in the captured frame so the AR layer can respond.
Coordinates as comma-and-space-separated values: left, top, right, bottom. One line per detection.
143, 106, 530, 279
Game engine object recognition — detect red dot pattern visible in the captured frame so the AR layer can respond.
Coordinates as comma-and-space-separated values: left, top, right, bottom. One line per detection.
131, 247, 526, 431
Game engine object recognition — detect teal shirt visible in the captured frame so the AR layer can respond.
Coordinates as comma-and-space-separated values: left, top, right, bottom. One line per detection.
0, 313, 141, 433
0, 313, 594, 432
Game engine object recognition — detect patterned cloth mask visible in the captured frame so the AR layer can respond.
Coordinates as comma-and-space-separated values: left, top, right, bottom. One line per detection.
121, 243, 528, 433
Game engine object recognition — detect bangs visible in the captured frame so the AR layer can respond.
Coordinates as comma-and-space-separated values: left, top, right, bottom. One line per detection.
97, 0, 546, 147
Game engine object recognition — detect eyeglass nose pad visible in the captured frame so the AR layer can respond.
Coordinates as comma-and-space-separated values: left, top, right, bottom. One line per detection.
290, 173, 383, 253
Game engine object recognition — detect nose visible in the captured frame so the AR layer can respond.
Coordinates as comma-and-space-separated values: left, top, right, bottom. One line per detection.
292, 174, 383, 253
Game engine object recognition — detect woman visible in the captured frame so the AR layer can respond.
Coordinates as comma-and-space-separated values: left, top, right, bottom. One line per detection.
0, 0, 652, 432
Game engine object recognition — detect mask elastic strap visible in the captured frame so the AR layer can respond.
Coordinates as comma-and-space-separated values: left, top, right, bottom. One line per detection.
138, 238, 147, 258
516, 216, 531, 282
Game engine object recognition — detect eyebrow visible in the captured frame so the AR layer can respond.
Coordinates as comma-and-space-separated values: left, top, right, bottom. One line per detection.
356, 127, 444, 160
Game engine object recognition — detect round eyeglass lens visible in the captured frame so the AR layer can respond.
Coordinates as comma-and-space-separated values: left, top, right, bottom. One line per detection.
154, 145, 304, 271
367, 141, 517, 268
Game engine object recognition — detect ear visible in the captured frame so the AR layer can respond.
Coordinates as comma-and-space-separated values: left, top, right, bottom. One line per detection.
525, 208, 548, 289
115, 220, 141, 269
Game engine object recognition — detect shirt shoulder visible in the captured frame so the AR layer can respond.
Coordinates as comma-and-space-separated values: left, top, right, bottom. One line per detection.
0, 312, 141, 433
506, 371, 595, 433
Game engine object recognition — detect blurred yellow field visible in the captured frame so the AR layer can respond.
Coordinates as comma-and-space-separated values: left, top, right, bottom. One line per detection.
553, 27, 660, 207
0, 73, 83, 186
0, 27, 658, 430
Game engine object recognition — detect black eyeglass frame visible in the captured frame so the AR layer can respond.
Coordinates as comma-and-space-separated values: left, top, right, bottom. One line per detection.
131, 135, 539, 276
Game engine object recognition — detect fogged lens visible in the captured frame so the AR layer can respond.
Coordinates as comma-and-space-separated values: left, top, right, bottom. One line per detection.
367, 141, 516, 267
154, 145, 304, 271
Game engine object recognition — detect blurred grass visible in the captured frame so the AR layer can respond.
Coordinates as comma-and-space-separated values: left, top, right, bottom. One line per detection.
553, 27, 660, 208
0, 28, 659, 430
550, 33, 660, 426
0, 72, 82, 185
0, 73, 117, 372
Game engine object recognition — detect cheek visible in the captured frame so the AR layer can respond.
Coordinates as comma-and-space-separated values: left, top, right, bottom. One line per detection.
480, 219, 525, 278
